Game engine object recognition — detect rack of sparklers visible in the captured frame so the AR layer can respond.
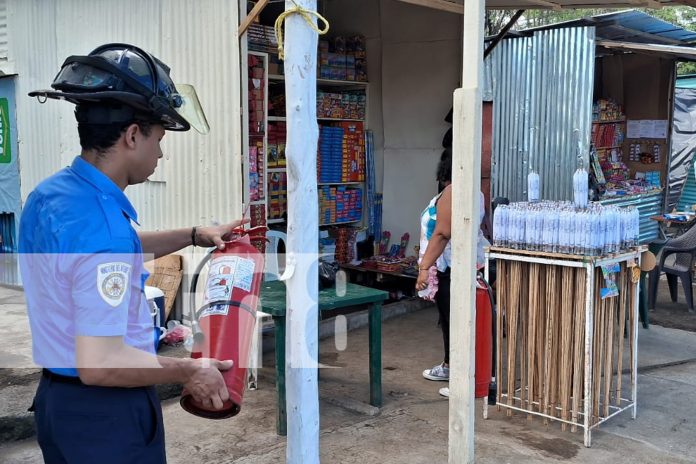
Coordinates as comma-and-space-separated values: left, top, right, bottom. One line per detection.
483, 246, 642, 448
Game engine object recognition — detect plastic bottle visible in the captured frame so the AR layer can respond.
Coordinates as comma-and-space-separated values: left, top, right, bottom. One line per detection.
336, 269, 347, 297
528, 171, 540, 203
573, 167, 589, 209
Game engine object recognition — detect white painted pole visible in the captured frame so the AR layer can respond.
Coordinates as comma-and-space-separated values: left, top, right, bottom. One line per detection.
449, 0, 485, 463
283, 1, 320, 463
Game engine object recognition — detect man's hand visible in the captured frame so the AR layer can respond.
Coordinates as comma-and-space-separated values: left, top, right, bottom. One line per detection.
183, 358, 234, 410
196, 219, 251, 250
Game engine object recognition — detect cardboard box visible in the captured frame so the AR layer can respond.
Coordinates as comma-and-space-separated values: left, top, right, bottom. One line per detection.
144, 254, 183, 320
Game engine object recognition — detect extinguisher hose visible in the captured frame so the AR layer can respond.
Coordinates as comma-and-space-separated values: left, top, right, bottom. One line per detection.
477, 272, 496, 312
188, 248, 216, 342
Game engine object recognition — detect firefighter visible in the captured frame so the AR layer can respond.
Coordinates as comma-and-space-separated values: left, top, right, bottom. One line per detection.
19, 43, 245, 463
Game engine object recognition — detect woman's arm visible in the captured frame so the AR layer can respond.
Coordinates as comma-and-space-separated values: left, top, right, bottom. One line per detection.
416, 186, 452, 290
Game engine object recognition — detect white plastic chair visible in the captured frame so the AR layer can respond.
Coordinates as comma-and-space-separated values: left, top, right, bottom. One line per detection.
248, 230, 287, 389
264, 230, 287, 281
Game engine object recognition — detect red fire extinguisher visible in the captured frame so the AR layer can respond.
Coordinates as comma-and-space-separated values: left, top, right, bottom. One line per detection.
180, 227, 267, 419
475, 276, 493, 399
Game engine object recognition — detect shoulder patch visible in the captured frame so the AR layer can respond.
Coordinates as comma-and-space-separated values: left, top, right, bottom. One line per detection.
97, 262, 131, 307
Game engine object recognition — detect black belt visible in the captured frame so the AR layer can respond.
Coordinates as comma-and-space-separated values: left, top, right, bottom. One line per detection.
42, 368, 84, 385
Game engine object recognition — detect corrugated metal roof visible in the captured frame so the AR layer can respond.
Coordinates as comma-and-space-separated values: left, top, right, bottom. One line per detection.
597, 40, 696, 61
524, 10, 696, 45
398, 1, 696, 14
677, 74, 696, 89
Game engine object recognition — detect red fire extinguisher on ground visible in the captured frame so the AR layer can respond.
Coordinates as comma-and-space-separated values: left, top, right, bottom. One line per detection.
180, 227, 267, 419
475, 276, 493, 399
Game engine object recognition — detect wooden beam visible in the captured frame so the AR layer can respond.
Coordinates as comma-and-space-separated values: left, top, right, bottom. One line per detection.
525, 0, 563, 9
395, 0, 464, 14
449, 0, 484, 462
484, 9, 525, 59
238, 0, 270, 37
628, 0, 662, 8
284, 0, 320, 463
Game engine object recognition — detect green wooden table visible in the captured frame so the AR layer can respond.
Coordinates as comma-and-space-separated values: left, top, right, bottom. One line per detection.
259, 281, 388, 436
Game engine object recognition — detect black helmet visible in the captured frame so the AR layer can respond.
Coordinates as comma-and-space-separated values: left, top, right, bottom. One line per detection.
29, 43, 209, 134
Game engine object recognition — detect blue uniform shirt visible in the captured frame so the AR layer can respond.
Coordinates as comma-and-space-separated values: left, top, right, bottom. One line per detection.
19, 156, 155, 376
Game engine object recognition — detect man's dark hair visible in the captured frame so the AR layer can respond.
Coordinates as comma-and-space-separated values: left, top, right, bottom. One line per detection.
75, 104, 153, 153
437, 148, 452, 184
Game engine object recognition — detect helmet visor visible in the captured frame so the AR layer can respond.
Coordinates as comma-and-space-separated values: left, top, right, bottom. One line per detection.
174, 84, 210, 134
52, 62, 116, 91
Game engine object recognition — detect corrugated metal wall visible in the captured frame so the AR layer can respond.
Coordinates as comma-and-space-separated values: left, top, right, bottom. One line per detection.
486, 27, 596, 202
678, 161, 696, 211
0, 0, 7, 65
9, 0, 242, 232
600, 192, 661, 244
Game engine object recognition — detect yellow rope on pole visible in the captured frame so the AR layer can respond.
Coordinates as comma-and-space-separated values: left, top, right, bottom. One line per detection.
274, 0, 329, 60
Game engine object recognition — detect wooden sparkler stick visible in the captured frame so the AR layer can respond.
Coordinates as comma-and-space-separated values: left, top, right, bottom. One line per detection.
559, 267, 574, 430
629, 265, 637, 406
603, 268, 617, 418
571, 267, 586, 433
497, 259, 506, 411
593, 271, 603, 426
520, 263, 529, 411
527, 263, 539, 419
542, 265, 557, 424
536, 265, 546, 415
615, 265, 627, 407
549, 265, 563, 421
507, 261, 521, 416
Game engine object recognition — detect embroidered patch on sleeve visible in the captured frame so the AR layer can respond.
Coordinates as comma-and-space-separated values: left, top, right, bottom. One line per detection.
96, 262, 131, 307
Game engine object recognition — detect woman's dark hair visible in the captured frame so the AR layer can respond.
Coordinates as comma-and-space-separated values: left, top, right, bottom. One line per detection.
436, 148, 452, 184
75, 104, 153, 153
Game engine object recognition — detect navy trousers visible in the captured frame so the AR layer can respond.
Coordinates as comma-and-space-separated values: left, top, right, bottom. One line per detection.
33, 373, 166, 464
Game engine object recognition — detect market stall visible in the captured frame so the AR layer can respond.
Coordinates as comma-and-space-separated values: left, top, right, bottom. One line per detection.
240, 1, 465, 298
485, 11, 696, 246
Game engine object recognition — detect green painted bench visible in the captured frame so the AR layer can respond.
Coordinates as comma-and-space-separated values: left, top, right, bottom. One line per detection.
259, 281, 389, 436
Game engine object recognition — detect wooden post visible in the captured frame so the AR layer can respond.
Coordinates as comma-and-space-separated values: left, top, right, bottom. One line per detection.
449, 0, 484, 462
283, 1, 320, 462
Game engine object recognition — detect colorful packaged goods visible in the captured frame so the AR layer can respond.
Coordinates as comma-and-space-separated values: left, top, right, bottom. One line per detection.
267, 122, 287, 168
593, 98, 625, 122
250, 204, 267, 228
318, 186, 362, 226
317, 91, 366, 120
318, 35, 367, 82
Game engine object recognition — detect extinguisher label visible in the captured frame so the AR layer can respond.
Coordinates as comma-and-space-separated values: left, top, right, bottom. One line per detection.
199, 304, 229, 318
204, 256, 256, 305
234, 258, 255, 292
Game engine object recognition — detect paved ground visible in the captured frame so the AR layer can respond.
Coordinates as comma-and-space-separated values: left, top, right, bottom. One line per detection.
1, 285, 696, 463
648, 279, 696, 332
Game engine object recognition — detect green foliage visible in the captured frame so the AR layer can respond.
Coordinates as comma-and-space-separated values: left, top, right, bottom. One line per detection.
485, 7, 696, 74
